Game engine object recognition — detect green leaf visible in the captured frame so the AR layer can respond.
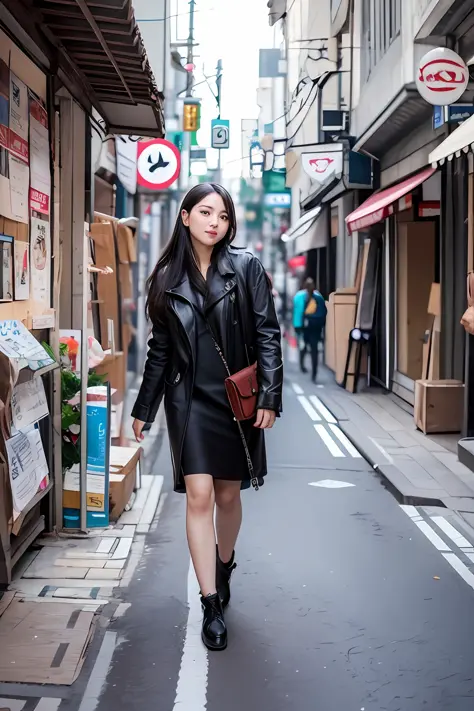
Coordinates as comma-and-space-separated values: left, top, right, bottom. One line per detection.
62, 370, 81, 402
88, 371, 106, 387
62, 403, 80, 430
41, 341, 57, 362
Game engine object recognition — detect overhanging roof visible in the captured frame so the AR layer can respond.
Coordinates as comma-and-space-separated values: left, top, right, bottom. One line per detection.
21, 0, 165, 136
353, 87, 432, 159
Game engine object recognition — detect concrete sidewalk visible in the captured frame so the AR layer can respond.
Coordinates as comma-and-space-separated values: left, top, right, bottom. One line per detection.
312, 376, 474, 529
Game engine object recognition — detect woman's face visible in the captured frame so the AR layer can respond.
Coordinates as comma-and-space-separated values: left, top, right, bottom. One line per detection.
182, 192, 230, 249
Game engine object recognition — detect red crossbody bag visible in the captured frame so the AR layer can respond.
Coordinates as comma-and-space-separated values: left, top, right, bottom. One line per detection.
207, 289, 260, 490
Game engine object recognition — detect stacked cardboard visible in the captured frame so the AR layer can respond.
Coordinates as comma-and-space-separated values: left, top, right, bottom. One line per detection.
421, 283, 441, 381
90, 215, 138, 444
325, 238, 374, 391
415, 282, 464, 434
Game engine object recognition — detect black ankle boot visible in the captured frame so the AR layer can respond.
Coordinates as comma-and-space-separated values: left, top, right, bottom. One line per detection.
216, 548, 237, 609
201, 593, 227, 651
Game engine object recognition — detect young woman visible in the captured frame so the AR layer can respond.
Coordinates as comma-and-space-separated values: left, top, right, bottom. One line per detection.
132, 183, 283, 651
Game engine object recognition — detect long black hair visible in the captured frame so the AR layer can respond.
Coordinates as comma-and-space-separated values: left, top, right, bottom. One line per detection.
146, 182, 237, 325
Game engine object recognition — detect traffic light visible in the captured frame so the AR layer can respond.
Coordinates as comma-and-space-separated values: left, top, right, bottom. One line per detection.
183, 101, 200, 132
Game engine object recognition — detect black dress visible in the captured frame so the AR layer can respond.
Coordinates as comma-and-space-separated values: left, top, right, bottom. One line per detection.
181, 287, 250, 480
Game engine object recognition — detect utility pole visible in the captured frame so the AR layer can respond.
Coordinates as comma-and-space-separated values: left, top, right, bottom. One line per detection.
182, 0, 196, 183
186, 0, 196, 98
216, 58, 223, 183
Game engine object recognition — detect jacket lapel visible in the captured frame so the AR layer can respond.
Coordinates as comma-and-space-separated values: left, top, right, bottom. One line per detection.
167, 276, 197, 362
205, 249, 237, 312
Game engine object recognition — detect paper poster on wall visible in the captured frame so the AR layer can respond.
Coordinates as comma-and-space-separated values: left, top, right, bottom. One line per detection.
14, 240, 29, 300
9, 73, 28, 163
6, 425, 49, 514
0, 320, 55, 370
0, 59, 8, 150
10, 156, 29, 223
0, 59, 12, 220
30, 216, 50, 304
29, 96, 50, 215
11, 376, 49, 431
0, 234, 13, 302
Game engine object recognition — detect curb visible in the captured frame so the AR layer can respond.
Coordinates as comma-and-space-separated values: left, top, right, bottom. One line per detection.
317, 389, 446, 509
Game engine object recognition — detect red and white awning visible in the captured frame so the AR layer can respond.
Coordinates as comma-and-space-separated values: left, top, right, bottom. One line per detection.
345, 167, 436, 235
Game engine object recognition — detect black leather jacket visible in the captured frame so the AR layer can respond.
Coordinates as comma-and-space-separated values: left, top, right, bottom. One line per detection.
132, 246, 283, 493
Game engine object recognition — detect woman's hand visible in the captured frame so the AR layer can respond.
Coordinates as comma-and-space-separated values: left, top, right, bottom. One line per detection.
254, 409, 276, 429
133, 418, 146, 442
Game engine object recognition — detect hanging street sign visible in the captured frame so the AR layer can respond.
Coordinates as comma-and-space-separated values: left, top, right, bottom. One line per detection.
416, 47, 469, 106
301, 143, 344, 185
264, 192, 291, 208
136, 138, 181, 190
211, 119, 230, 149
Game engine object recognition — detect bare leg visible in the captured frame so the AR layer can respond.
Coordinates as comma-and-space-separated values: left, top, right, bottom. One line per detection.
185, 474, 217, 596
214, 480, 242, 563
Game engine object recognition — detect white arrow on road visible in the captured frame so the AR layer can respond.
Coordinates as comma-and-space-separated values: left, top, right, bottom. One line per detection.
309, 480, 356, 488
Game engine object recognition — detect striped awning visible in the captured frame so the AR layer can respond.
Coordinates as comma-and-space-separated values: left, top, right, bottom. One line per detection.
429, 113, 474, 166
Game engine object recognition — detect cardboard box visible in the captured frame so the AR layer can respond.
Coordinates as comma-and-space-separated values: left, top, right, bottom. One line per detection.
333, 288, 358, 386
90, 221, 121, 350
109, 446, 141, 521
414, 379, 464, 434
324, 293, 335, 372
428, 282, 441, 317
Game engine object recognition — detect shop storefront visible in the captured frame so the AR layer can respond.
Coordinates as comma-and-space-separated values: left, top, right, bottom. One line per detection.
346, 167, 441, 404
0, 23, 56, 586
428, 115, 474, 459
0, 0, 164, 584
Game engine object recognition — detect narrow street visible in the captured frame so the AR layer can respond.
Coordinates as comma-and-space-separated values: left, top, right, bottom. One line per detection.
90, 364, 474, 711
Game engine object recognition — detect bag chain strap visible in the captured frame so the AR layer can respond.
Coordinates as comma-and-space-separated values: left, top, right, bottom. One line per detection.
208, 325, 259, 492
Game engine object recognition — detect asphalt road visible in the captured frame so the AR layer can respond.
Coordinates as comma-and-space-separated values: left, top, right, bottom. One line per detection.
93, 366, 474, 711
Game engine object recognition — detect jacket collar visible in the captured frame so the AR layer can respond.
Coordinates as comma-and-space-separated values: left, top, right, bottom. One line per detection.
216, 247, 235, 278
167, 247, 236, 304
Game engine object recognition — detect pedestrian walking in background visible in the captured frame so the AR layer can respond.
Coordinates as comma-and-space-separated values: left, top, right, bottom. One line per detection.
293, 277, 327, 382
131, 183, 283, 651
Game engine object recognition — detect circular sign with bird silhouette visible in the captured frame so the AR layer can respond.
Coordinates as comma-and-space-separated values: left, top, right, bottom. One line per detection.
136, 138, 181, 190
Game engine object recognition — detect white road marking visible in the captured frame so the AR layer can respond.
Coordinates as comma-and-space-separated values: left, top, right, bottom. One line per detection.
297, 395, 321, 421
309, 396, 337, 424
442, 552, 474, 591
431, 516, 472, 550
328, 424, 362, 458
400, 504, 474, 594
400, 505, 451, 551
292, 383, 304, 395
35, 699, 62, 711
314, 424, 345, 457
400, 504, 419, 519
0, 699, 25, 711
172, 560, 208, 711
414, 520, 451, 551
78, 632, 117, 711
309, 480, 355, 488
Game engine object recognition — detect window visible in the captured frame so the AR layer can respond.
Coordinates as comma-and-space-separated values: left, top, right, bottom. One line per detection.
362, 0, 401, 82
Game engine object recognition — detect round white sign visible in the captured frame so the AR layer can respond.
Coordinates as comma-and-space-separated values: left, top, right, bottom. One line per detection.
416, 47, 469, 106
136, 139, 181, 190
